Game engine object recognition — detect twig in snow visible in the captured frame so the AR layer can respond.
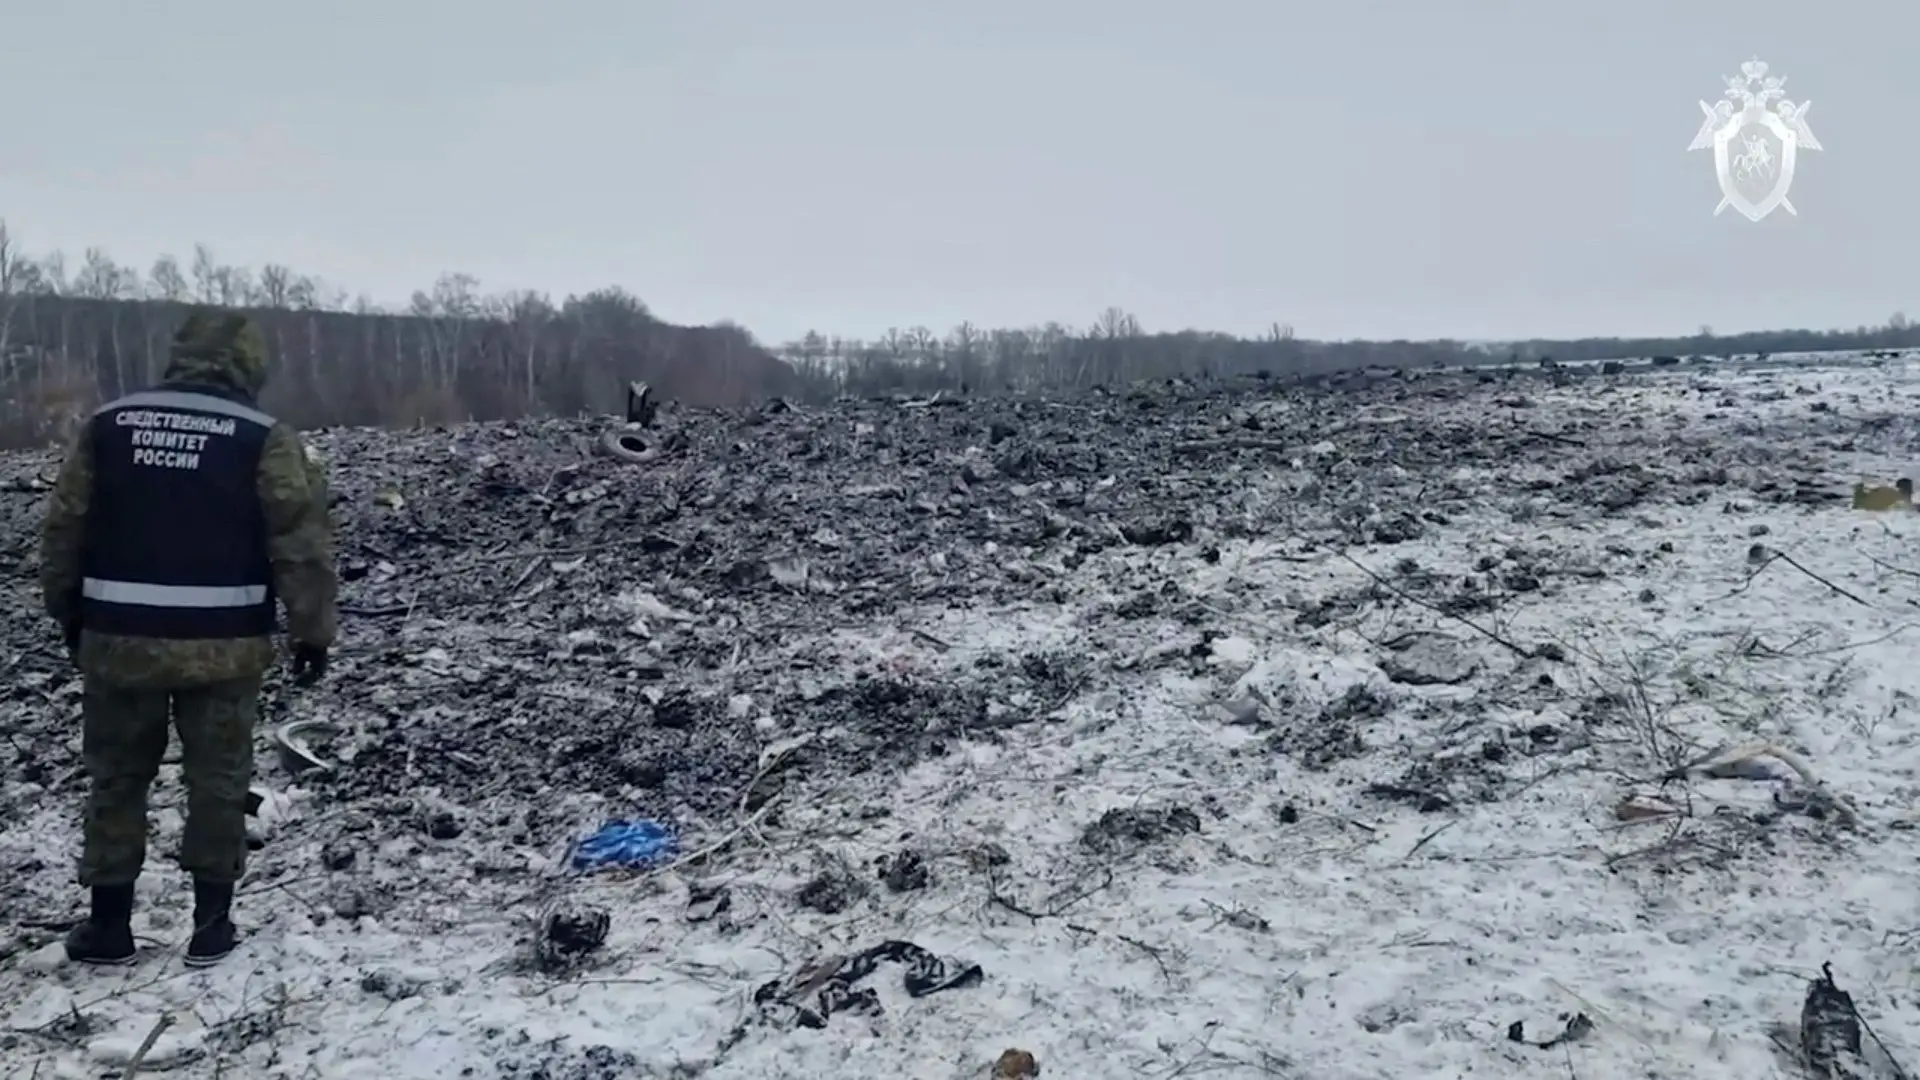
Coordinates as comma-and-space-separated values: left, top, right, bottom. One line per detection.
1156, 1023, 1247, 1079
644, 794, 783, 877
1117, 934, 1177, 987
910, 628, 952, 651
1732, 545, 1873, 607
120, 1013, 174, 1079
508, 557, 544, 592
1736, 627, 1822, 658
1618, 657, 1693, 776
636, 735, 805, 876
11, 959, 200, 1029
1841, 972, 1915, 1080
1198, 898, 1271, 934
1767, 624, 1916, 659
1603, 826, 1736, 869
1720, 547, 1783, 600
5, 1026, 76, 1050
1403, 819, 1456, 861
1525, 429, 1587, 448
1771, 549, 1874, 606
1867, 554, 1920, 580
1334, 550, 1544, 660
985, 866, 1115, 921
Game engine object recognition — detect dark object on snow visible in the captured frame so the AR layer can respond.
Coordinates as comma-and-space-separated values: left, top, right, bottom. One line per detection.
1507, 1012, 1593, 1050
1378, 634, 1477, 686
685, 881, 731, 923
1119, 515, 1193, 546
796, 863, 865, 914
1802, 963, 1872, 1079
878, 848, 930, 892
1364, 782, 1451, 813
535, 902, 611, 971
600, 430, 660, 464
1080, 804, 1201, 854
752, 940, 983, 1029
625, 381, 657, 427
994, 1048, 1040, 1078
319, 839, 356, 871
274, 719, 339, 774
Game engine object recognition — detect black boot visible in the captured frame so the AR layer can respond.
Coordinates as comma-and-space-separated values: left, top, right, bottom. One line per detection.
64, 884, 137, 966
185, 879, 237, 967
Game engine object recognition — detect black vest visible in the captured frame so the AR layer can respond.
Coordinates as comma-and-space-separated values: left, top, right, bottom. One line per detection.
79, 384, 277, 639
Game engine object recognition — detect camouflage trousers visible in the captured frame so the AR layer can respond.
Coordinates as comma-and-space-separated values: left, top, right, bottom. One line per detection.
80, 676, 259, 886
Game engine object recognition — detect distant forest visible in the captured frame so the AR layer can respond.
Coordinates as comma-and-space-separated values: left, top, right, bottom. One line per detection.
1, 218, 1916, 447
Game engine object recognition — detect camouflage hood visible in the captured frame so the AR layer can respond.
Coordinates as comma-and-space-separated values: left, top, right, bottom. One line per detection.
161, 312, 269, 397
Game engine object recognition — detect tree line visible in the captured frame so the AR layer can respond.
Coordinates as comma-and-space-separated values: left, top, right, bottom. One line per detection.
0, 221, 797, 448
783, 310, 1920, 399
1, 218, 1915, 448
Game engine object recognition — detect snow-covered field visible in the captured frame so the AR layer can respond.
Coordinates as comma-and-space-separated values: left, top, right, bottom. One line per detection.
9, 356, 1920, 1078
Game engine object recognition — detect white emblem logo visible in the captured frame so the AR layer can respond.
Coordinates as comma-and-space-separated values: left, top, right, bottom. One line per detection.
1688, 58, 1822, 221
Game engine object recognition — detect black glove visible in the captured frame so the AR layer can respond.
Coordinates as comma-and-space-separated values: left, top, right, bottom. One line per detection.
291, 642, 329, 687
62, 621, 80, 658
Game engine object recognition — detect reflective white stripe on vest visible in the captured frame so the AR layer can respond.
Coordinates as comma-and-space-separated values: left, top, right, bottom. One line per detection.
82, 579, 269, 608
93, 390, 275, 429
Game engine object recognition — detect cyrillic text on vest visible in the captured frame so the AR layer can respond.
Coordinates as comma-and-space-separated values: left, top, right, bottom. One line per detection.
115, 409, 237, 472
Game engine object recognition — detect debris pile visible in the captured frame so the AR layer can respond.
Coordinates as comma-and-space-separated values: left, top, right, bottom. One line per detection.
0, 374, 1866, 882
0, 360, 1905, 1077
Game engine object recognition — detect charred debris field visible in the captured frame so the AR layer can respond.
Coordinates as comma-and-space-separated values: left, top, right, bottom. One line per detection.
6, 355, 1920, 1079
0, 364, 1765, 839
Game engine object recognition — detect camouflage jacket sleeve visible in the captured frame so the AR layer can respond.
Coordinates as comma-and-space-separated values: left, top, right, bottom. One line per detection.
39, 428, 94, 629
257, 424, 338, 647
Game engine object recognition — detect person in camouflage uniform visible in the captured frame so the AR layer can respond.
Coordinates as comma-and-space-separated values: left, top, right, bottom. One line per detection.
39, 311, 338, 967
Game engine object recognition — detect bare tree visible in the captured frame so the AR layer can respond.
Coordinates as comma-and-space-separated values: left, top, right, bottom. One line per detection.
500, 289, 555, 405
286, 274, 321, 310
73, 248, 131, 300
0, 221, 25, 368
1093, 307, 1140, 338
190, 244, 219, 303
212, 265, 255, 306
945, 321, 979, 388
411, 271, 481, 387
38, 251, 68, 295
0, 221, 22, 295
71, 249, 142, 389
149, 255, 189, 302
257, 263, 295, 308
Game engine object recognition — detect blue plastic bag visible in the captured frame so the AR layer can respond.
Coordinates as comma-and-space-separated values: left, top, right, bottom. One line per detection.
571, 819, 679, 873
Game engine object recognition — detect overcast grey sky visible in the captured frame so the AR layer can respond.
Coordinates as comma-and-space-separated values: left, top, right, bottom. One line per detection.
1, 1, 1911, 345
